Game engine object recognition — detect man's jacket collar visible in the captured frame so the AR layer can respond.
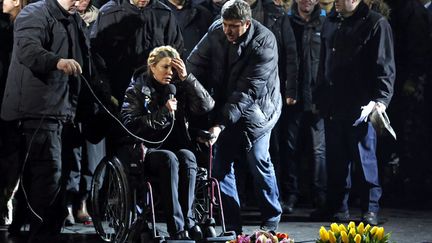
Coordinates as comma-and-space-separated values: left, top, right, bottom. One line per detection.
328, 0, 369, 21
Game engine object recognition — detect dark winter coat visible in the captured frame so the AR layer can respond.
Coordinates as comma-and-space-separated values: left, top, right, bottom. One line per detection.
0, 14, 13, 113
187, 19, 282, 143
288, 3, 325, 110
251, 0, 298, 101
1, 0, 90, 121
161, 0, 213, 59
384, 0, 432, 91
315, 1, 395, 120
90, 0, 184, 103
121, 72, 214, 150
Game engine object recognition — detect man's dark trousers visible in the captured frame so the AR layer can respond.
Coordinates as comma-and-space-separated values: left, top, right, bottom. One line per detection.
21, 119, 67, 243
325, 119, 381, 214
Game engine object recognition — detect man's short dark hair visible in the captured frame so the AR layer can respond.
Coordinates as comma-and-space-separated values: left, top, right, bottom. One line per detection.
221, 0, 252, 22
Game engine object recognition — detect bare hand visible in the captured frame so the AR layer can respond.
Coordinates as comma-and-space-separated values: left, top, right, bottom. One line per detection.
57, 58, 82, 76
165, 98, 177, 112
286, 97, 297, 105
375, 102, 386, 113
207, 126, 222, 146
171, 58, 187, 81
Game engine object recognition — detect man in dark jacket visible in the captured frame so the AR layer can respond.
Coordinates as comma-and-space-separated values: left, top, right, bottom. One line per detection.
1, 0, 89, 242
0, 0, 90, 241
314, 0, 395, 225
280, 0, 326, 214
90, 0, 183, 106
161, 0, 213, 59
0, 11, 16, 227
187, 0, 282, 233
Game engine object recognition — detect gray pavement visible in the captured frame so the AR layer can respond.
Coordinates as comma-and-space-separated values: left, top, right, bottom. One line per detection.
1, 207, 432, 243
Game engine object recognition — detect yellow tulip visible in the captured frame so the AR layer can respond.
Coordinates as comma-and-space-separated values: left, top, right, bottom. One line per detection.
354, 234, 362, 243
364, 224, 371, 233
370, 226, 378, 235
320, 226, 329, 242
357, 222, 365, 235
376, 227, 385, 240
339, 224, 347, 232
331, 223, 340, 234
348, 221, 356, 229
349, 228, 356, 237
329, 231, 337, 243
340, 230, 349, 243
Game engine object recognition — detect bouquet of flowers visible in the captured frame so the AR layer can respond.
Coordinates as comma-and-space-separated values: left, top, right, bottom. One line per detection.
317, 222, 391, 243
227, 230, 294, 243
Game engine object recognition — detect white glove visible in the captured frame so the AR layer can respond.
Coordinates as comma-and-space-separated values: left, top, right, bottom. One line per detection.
353, 101, 376, 126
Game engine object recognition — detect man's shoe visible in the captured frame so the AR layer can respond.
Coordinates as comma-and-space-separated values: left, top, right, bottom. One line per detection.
172, 230, 191, 240
362, 212, 378, 226
188, 225, 203, 241
260, 221, 278, 232
331, 211, 350, 222
64, 206, 75, 226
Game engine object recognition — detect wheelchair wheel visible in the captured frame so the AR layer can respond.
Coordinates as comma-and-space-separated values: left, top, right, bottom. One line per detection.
91, 156, 131, 243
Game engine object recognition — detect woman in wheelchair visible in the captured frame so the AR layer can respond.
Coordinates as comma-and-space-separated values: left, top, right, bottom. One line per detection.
120, 46, 215, 240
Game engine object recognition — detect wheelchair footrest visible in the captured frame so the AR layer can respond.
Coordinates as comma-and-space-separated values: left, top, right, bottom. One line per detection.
203, 232, 237, 243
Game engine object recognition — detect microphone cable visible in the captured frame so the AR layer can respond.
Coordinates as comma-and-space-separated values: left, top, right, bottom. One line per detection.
80, 73, 175, 145
19, 115, 47, 223
17, 72, 176, 224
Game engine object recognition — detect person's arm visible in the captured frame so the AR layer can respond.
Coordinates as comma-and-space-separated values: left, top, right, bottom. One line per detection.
173, 54, 214, 115
281, 15, 299, 105
371, 17, 395, 109
14, 10, 61, 75
186, 32, 212, 84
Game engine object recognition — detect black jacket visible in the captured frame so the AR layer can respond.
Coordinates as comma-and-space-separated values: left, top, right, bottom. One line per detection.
161, 0, 213, 59
0, 14, 13, 112
315, 1, 395, 120
121, 72, 214, 150
1, 0, 90, 121
187, 19, 282, 142
289, 3, 325, 110
90, 0, 184, 103
384, 0, 432, 91
251, 0, 298, 101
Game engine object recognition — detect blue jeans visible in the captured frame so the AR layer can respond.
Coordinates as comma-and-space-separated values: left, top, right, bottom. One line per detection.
325, 119, 381, 214
213, 126, 281, 233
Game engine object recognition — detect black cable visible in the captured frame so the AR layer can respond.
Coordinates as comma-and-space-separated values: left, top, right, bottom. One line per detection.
19, 116, 46, 222
80, 73, 175, 145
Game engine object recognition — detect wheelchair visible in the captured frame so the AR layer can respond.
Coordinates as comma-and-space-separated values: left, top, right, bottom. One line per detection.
90, 142, 236, 243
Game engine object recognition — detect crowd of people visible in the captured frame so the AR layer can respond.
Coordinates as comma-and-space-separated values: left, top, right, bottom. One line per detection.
0, 0, 431, 241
